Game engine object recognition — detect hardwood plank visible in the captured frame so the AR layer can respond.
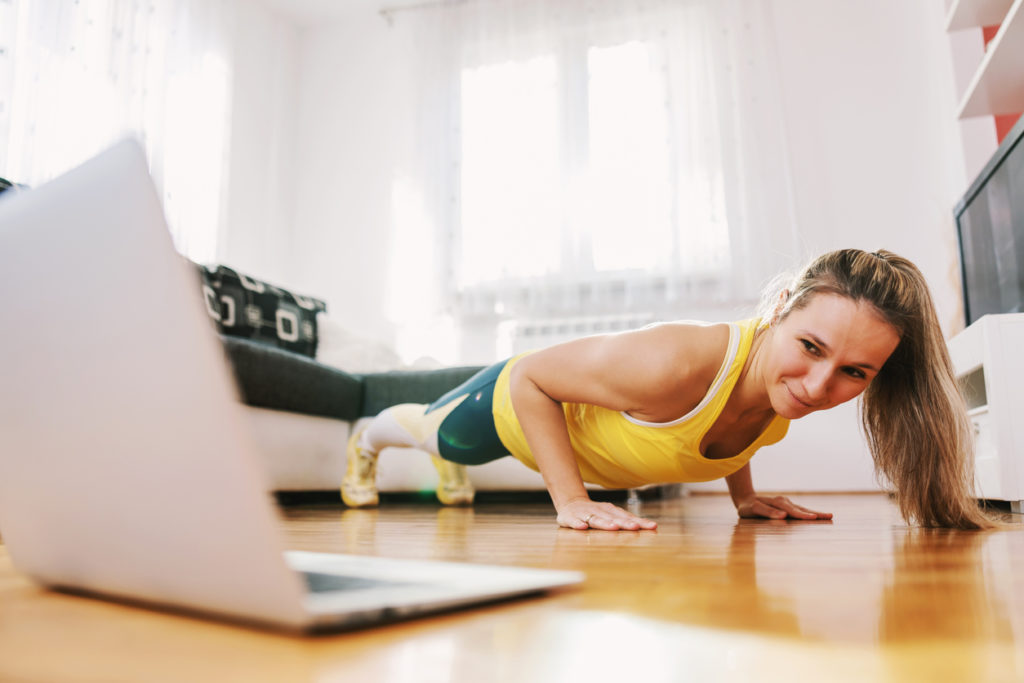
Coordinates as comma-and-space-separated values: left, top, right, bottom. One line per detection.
0, 493, 1021, 682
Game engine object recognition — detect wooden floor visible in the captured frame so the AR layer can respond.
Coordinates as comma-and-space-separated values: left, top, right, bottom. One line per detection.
1, 492, 1023, 682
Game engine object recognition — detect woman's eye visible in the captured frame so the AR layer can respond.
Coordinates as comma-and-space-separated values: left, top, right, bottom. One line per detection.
800, 339, 819, 354
844, 367, 866, 380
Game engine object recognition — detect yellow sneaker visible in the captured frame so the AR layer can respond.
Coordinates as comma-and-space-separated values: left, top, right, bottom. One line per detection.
431, 455, 475, 506
341, 429, 379, 507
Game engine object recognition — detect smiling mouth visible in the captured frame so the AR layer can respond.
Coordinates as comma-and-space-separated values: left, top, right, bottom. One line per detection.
787, 385, 814, 408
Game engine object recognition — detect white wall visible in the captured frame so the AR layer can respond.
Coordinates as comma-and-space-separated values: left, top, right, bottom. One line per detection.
771, 1, 967, 331
693, 0, 973, 493
229, 0, 983, 493
288, 9, 416, 345
220, 0, 300, 287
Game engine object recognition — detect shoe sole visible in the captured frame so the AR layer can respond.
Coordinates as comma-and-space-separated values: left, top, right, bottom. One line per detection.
342, 429, 379, 507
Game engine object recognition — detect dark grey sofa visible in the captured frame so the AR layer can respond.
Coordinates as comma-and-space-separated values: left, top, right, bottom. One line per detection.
222, 335, 483, 425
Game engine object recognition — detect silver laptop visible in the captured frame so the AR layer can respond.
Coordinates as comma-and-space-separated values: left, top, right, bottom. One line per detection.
0, 139, 582, 632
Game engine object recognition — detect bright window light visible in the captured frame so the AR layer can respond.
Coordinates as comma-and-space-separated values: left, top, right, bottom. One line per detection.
459, 56, 561, 286
457, 39, 729, 291
162, 51, 231, 264
584, 41, 673, 272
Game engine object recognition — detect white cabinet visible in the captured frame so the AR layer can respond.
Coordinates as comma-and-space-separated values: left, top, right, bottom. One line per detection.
948, 313, 1024, 512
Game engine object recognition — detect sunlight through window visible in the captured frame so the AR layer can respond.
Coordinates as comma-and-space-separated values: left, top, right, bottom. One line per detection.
585, 41, 673, 273
457, 39, 729, 294
460, 56, 560, 287
0, 1, 232, 265
163, 52, 231, 264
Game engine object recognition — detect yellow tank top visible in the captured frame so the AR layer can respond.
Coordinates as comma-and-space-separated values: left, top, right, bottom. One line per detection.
491, 318, 789, 489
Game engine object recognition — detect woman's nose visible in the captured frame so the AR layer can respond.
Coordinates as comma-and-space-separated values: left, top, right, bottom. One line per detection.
804, 365, 832, 403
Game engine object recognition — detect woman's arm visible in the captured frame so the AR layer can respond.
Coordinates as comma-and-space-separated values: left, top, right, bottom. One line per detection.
509, 324, 723, 530
725, 463, 833, 520
510, 360, 655, 530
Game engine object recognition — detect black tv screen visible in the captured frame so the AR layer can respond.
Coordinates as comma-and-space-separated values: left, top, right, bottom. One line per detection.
955, 115, 1024, 327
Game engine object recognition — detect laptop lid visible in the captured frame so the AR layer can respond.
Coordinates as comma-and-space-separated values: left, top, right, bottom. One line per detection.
0, 139, 309, 629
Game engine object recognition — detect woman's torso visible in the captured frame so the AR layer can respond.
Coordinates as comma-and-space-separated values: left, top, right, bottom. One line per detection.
491, 318, 790, 489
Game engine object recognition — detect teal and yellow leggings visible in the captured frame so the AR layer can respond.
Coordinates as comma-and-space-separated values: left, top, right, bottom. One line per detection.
357, 359, 512, 465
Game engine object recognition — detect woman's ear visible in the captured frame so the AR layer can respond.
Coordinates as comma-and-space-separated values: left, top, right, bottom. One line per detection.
770, 290, 790, 326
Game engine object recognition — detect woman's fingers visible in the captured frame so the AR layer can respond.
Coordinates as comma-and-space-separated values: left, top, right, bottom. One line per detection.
586, 512, 638, 530
558, 501, 657, 531
758, 496, 833, 520
752, 499, 788, 519
789, 503, 833, 519
595, 502, 657, 530
556, 509, 589, 530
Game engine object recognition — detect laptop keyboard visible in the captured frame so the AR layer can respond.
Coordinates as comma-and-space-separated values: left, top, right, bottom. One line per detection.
301, 570, 412, 593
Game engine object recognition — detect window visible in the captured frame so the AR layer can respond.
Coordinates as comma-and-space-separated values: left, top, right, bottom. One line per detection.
0, 0, 232, 265
395, 0, 796, 361
456, 39, 729, 299
460, 55, 561, 285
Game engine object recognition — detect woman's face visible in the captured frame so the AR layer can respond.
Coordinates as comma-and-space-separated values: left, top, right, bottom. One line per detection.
763, 293, 901, 419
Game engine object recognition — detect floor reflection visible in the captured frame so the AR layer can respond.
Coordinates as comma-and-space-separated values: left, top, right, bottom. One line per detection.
283, 496, 1024, 654
881, 528, 1015, 641
548, 510, 1024, 650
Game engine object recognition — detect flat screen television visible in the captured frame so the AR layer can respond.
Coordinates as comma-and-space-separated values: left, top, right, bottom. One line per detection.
955, 115, 1024, 327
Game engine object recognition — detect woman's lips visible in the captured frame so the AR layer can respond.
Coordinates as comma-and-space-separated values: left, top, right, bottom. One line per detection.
787, 385, 813, 408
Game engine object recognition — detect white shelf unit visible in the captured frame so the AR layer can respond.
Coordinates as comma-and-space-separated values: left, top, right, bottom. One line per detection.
948, 314, 1024, 512
953, 0, 1024, 118
946, 0, 1014, 31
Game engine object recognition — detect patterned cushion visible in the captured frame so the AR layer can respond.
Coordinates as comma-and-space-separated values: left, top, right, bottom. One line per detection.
197, 264, 327, 358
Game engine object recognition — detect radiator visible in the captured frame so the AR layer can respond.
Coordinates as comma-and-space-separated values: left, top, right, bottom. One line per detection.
496, 313, 658, 356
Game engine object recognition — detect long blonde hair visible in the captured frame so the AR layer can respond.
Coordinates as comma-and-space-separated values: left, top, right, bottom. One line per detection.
765, 249, 996, 530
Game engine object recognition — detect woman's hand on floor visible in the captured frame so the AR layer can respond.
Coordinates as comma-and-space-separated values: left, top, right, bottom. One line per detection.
735, 494, 832, 521
556, 497, 658, 531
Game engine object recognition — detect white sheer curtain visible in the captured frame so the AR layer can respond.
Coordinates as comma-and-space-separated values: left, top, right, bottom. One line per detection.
0, 0, 235, 263
387, 0, 799, 360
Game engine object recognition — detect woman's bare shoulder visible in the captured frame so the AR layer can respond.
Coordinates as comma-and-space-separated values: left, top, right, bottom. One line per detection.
512, 319, 733, 412
634, 320, 732, 382
608, 320, 732, 419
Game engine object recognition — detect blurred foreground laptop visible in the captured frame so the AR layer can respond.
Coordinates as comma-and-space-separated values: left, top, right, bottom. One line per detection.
0, 139, 582, 632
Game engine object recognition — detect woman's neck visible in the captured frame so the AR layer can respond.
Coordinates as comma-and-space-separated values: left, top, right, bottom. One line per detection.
728, 325, 776, 420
